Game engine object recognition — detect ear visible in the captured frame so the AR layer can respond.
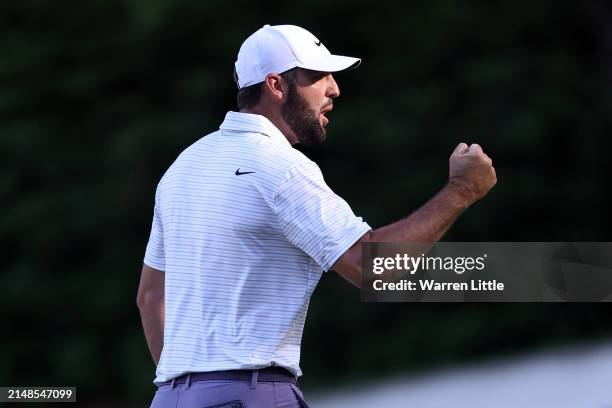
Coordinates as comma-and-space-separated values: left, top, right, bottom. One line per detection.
262, 73, 285, 102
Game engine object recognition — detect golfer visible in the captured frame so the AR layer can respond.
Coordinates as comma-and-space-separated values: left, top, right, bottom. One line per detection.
137, 24, 496, 408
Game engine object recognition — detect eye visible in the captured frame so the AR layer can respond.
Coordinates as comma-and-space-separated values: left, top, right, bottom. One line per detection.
313, 72, 328, 81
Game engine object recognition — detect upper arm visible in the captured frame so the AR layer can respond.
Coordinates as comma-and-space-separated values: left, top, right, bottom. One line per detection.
144, 188, 166, 271
331, 231, 372, 288
274, 162, 371, 273
137, 264, 165, 307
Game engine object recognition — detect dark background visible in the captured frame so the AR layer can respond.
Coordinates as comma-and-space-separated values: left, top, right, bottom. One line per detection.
1, 0, 611, 405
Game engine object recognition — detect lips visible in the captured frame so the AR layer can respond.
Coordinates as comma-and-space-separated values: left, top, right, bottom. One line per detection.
320, 114, 329, 126
320, 104, 333, 115
319, 102, 333, 126
320, 104, 332, 123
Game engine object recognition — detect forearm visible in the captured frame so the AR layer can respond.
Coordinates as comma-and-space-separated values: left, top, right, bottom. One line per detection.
333, 143, 496, 288
138, 302, 164, 365
370, 181, 469, 243
335, 183, 470, 288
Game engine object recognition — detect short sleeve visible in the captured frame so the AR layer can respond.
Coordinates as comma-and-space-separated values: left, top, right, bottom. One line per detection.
274, 162, 371, 272
144, 191, 166, 271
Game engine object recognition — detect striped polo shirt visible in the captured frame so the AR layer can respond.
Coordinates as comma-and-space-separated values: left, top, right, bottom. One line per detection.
144, 111, 371, 383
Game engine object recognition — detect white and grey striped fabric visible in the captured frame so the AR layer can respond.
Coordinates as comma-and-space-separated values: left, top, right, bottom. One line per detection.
144, 111, 371, 384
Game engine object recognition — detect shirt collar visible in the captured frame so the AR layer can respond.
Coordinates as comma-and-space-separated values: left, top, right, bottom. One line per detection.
219, 111, 291, 147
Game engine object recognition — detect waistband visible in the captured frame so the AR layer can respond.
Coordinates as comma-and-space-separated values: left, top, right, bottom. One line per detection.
159, 366, 297, 387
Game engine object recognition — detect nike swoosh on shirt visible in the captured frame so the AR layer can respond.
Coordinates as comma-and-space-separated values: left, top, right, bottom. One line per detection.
235, 168, 255, 176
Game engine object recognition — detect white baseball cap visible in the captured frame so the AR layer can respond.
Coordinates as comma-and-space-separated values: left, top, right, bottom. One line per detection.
234, 24, 361, 89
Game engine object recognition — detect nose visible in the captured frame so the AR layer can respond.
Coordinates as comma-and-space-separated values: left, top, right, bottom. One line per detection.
327, 74, 340, 99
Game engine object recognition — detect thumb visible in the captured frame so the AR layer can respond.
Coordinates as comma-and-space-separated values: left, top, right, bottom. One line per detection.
453, 143, 469, 155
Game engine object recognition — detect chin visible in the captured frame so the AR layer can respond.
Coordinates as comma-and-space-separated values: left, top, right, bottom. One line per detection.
299, 130, 327, 146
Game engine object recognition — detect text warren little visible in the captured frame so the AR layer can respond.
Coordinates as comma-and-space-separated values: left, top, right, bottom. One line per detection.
372, 279, 505, 291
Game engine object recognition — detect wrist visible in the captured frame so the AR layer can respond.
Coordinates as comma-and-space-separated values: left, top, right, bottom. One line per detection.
442, 179, 474, 210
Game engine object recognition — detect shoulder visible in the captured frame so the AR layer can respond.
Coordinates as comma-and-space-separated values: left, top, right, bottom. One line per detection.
153, 130, 222, 194
229, 133, 316, 187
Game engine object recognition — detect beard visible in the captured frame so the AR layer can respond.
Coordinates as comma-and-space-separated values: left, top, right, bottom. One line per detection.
281, 83, 327, 146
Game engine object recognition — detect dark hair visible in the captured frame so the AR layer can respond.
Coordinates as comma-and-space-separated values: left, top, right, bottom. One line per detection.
234, 68, 298, 110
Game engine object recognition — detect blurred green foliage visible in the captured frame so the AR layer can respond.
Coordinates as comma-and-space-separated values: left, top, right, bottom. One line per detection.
1, 0, 611, 405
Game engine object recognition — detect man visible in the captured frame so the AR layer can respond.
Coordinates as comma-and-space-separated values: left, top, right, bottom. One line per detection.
137, 24, 496, 408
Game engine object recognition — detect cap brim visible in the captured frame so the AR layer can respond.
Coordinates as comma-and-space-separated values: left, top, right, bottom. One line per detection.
297, 55, 361, 73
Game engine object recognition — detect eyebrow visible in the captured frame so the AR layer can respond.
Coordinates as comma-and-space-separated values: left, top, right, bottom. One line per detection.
309, 71, 330, 79
303, 69, 328, 76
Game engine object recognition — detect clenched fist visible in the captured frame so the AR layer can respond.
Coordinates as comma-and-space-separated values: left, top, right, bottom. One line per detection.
448, 143, 497, 205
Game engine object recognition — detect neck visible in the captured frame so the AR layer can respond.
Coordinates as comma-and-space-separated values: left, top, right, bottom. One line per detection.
240, 107, 298, 145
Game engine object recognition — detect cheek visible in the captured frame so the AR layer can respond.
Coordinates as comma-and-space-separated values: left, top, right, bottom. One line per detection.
296, 86, 326, 113
302, 96, 322, 114
311, 92, 327, 112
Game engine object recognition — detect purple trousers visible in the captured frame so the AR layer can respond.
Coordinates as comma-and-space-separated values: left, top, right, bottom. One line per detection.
149, 371, 310, 408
